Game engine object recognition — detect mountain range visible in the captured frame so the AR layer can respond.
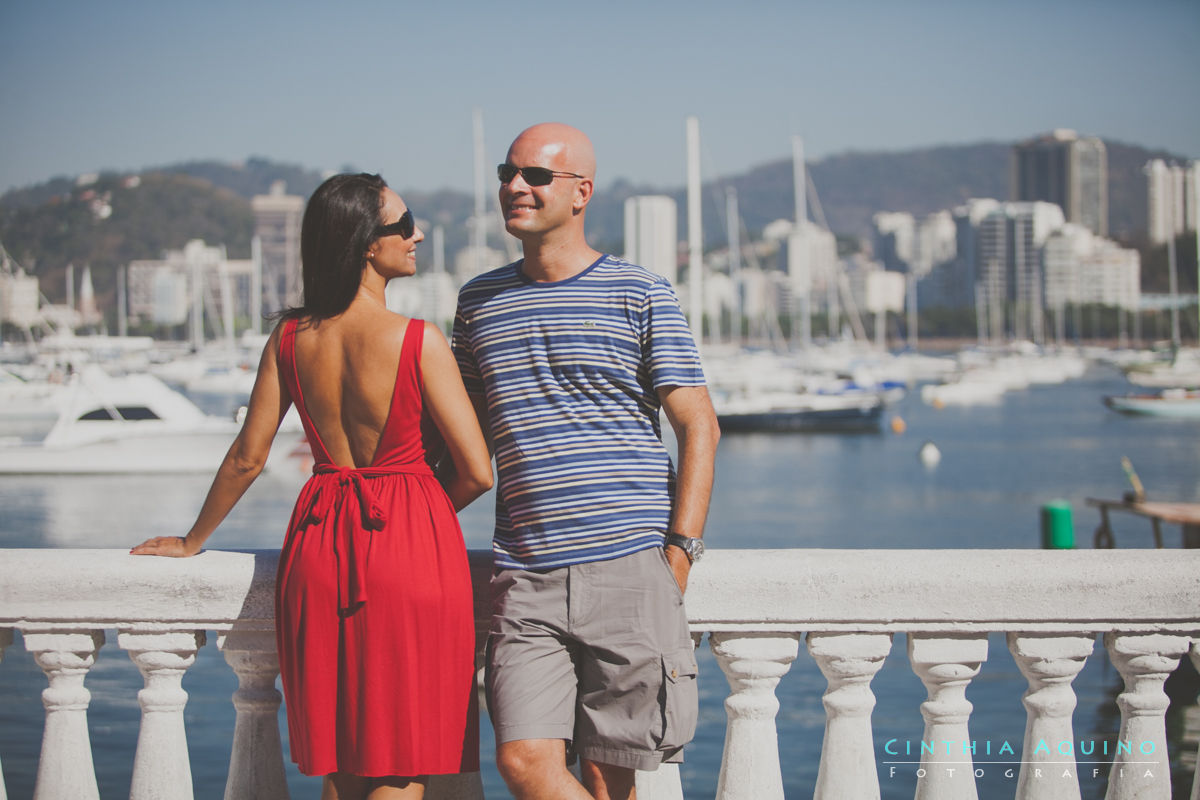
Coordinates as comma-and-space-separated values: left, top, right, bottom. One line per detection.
0, 138, 1189, 310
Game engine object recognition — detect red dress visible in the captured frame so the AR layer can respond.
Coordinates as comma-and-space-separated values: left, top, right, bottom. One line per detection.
275, 318, 479, 777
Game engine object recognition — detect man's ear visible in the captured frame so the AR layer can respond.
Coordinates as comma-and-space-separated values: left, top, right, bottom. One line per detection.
573, 178, 594, 212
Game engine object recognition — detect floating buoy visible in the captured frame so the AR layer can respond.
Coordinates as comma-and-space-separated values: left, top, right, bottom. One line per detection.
1040, 500, 1075, 549
918, 441, 941, 468
890, 415, 907, 434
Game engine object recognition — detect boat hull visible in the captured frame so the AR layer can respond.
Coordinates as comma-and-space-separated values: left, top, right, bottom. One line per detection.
1103, 393, 1200, 419
717, 402, 884, 433
0, 429, 306, 475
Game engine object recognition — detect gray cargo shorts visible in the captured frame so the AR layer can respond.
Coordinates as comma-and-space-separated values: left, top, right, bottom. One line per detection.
485, 546, 699, 771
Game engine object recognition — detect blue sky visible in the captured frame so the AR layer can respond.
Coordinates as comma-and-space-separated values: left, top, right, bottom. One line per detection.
2, 0, 1197, 196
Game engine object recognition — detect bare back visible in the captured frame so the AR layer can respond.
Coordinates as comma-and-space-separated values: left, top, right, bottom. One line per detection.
289, 299, 412, 468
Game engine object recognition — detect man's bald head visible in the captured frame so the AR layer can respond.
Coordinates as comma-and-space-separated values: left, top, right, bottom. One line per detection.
507, 123, 596, 180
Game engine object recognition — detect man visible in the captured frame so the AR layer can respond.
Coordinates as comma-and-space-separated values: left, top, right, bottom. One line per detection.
452, 122, 719, 800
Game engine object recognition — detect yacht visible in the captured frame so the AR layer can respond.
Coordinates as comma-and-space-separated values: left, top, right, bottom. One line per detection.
0, 365, 304, 475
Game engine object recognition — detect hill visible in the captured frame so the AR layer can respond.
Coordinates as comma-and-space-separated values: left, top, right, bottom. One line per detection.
1, 139, 1190, 313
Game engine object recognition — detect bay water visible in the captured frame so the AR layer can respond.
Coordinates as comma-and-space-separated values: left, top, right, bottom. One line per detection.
1, 364, 1197, 798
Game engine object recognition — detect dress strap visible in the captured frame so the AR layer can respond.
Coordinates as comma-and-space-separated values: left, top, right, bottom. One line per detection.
388, 319, 426, 418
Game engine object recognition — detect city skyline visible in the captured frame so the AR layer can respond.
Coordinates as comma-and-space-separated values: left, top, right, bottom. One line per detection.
3, 0, 1198, 198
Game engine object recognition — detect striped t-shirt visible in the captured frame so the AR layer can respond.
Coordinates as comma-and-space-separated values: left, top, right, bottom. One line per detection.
452, 255, 706, 569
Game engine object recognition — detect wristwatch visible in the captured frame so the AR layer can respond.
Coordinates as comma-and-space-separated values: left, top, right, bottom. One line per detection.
664, 533, 705, 564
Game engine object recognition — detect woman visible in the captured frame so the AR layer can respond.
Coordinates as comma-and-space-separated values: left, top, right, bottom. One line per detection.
132, 173, 493, 800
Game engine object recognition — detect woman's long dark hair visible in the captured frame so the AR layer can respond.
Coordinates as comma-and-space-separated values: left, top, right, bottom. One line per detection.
279, 172, 387, 322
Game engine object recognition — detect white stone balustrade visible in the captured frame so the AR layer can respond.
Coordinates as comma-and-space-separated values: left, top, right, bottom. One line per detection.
1007, 632, 1094, 799
0, 626, 11, 800
0, 548, 1198, 800
23, 628, 104, 800
1191, 642, 1200, 800
217, 628, 288, 800
908, 633, 989, 800
1102, 632, 1190, 800
808, 632, 892, 800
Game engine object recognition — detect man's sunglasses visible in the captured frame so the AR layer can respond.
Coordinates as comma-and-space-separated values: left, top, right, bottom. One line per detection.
375, 209, 414, 239
497, 163, 585, 186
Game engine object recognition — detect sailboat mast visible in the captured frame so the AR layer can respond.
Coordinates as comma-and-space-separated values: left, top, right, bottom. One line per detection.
1167, 200, 1181, 350
792, 136, 806, 227
472, 109, 487, 277
117, 264, 127, 338
686, 116, 703, 348
250, 235, 263, 336
792, 136, 811, 349
726, 187, 741, 345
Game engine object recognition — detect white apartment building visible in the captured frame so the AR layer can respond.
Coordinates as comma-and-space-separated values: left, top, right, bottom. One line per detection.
1043, 224, 1140, 312
623, 195, 679, 284
872, 212, 915, 272
127, 240, 259, 347
0, 269, 40, 330
454, 244, 508, 283
385, 272, 460, 332
252, 182, 304, 313
1145, 158, 1200, 244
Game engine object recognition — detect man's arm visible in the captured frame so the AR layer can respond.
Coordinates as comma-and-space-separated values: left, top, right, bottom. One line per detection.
658, 384, 720, 594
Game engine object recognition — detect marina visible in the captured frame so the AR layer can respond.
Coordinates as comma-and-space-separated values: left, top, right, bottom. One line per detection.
1, 357, 1198, 798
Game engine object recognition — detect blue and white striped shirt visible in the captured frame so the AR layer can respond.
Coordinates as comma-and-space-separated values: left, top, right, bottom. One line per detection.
452, 255, 706, 569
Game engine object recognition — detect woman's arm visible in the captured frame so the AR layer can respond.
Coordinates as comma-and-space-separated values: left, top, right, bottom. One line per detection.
420, 322, 493, 511
131, 326, 293, 556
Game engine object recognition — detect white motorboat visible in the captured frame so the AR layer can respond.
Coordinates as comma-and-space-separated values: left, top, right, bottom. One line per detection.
0, 368, 67, 440
920, 372, 1009, 407
1122, 349, 1200, 389
0, 365, 304, 475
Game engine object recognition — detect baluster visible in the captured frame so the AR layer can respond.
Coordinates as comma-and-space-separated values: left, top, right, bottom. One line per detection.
22, 628, 104, 800
217, 628, 289, 800
1007, 632, 1094, 799
1189, 640, 1200, 800
119, 630, 206, 800
709, 631, 801, 800
1103, 632, 1188, 800
0, 628, 10, 800
907, 633, 988, 800
634, 764, 682, 800
807, 632, 892, 800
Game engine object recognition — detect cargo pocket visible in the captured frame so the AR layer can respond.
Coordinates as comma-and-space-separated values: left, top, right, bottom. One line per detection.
656, 646, 699, 753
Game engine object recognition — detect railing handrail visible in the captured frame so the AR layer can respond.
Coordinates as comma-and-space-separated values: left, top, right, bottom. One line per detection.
3, 547, 1199, 800
2, 547, 1198, 632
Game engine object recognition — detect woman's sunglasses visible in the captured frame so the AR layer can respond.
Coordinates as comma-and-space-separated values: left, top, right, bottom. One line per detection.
375, 209, 414, 239
497, 163, 585, 186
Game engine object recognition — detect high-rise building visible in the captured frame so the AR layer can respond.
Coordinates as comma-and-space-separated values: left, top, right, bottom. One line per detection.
252, 181, 304, 314
1012, 130, 1108, 236
1145, 158, 1200, 244
1043, 224, 1140, 312
623, 195, 678, 283
975, 202, 1065, 342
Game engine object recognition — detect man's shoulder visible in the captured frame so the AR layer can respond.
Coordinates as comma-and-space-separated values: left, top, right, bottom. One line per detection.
458, 261, 521, 297
592, 255, 672, 289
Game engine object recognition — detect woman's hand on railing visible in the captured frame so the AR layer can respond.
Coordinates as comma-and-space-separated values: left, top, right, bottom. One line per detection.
130, 535, 201, 557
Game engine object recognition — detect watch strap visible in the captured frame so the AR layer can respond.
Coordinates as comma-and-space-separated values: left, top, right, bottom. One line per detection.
664, 533, 700, 563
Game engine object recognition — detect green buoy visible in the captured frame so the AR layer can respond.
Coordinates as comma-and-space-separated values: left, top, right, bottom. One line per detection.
1041, 500, 1075, 549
